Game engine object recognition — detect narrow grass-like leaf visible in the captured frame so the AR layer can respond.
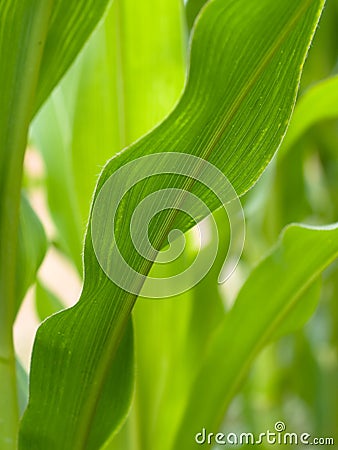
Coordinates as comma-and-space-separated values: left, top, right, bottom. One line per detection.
16, 360, 29, 418
263, 75, 338, 240
173, 224, 338, 449
30, 93, 83, 271
264, 147, 311, 241
0, 4, 53, 446
67, 15, 122, 224
15, 195, 47, 315
0, 1, 129, 447
33, 0, 111, 113
271, 279, 321, 341
20, 1, 325, 448
186, 0, 208, 31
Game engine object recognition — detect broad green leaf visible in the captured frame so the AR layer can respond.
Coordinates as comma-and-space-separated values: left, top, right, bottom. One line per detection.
36, 1, 187, 448
280, 75, 338, 157
20, 1, 325, 449
35, 280, 64, 321
15, 195, 47, 315
173, 224, 338, 449
30, 0, 186, 447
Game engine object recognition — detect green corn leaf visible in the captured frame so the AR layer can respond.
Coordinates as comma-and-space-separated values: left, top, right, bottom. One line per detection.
30, 1, 186, 448
15, 195, 47, 315
20, 1, 325, 448
280, 74, 338, 156
173, 224, 338, 449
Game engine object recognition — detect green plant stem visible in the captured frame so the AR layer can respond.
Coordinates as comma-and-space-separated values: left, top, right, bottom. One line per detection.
0, 3, 53, 448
